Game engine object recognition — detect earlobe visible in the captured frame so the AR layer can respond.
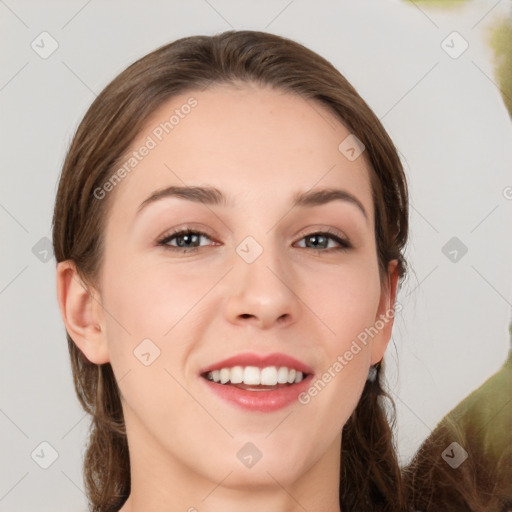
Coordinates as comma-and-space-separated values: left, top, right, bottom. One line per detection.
370, 259, 400, 366
56, 261, 110, 364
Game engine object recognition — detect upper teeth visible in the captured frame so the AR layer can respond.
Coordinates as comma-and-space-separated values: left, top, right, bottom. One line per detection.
206, 366, 304, 385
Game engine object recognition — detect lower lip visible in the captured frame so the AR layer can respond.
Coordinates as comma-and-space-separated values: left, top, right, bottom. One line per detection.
200, 374, 314, 412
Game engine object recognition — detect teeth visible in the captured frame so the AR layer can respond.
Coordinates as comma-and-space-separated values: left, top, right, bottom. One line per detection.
206, 366, 306, 385
243, 366, 260, 385
261, 366, 278, 385
220, 368, 230, 384
230, 366, 243, 384
277, 366, 289, 384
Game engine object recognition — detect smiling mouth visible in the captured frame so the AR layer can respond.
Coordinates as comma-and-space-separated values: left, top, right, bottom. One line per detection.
200, 362, 313, 412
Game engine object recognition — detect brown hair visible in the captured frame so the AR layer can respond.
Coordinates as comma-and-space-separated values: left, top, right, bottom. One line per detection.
52, 30, 409, 512
403, 416, 512, 511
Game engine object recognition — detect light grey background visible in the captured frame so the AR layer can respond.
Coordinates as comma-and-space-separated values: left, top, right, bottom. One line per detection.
1, 0, 512, 510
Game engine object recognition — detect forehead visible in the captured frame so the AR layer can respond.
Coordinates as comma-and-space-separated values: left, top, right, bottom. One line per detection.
107, 83, 374, 220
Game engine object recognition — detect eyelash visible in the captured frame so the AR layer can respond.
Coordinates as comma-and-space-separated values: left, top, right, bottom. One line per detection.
157, 226, 352, 254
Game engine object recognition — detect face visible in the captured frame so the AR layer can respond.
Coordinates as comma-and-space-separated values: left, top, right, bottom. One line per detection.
77, 83, 397, 492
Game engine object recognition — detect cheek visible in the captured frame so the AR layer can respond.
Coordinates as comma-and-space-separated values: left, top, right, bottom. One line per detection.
98, 257, 206, 439
296, 258, 381, 408
99, 252, 227, 392
292, 272, 380, 451
102, 257, 206, 340
304, 256, 382, 346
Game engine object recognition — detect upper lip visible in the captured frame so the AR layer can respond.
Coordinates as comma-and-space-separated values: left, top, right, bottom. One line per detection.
199, 352, 314, 376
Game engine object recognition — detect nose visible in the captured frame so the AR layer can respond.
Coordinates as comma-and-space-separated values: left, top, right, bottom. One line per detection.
223, 244, 301, 330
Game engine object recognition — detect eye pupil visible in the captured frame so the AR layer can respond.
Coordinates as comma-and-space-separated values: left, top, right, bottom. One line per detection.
306, 234, 327, 249
176, 233, 199, 247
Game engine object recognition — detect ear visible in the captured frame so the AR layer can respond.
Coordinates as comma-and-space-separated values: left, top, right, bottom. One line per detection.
370, 259, 400, 366
56, 260, 110, 364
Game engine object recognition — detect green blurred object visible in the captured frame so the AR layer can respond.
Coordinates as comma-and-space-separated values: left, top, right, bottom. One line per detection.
403, 323, 512, 510
489, 11, 512, 117
402, 0, 512, 117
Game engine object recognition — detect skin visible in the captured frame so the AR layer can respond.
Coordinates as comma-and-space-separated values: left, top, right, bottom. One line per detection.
57, 82, 399, 512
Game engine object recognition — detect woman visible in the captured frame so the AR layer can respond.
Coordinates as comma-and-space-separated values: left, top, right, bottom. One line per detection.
53, 30, 409, 512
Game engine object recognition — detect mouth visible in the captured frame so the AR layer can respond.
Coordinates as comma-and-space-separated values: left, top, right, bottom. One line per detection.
200, 367, 313, 412
198, 353, 314, 412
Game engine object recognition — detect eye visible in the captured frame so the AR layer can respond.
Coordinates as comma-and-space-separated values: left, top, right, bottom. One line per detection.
157, 228, 217, 253
157, 227, 352, 254
294, 229, 352, 252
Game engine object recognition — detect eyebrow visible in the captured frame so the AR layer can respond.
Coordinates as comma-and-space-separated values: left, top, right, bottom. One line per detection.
136, 185, 368, 221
